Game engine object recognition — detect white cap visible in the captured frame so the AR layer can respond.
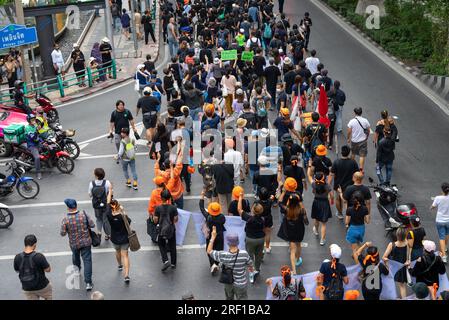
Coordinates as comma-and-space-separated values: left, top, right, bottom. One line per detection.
422, 240, 436, 252
73, 43, 79, 48
284, 57, 292, 65
330, 244, 342, 259
137, 64, 145, 70
143, 86, 152, 94
236, 88, 243, 95
259, 128, 270, 138
102, 37, 110, 43
239, 28, 244, 33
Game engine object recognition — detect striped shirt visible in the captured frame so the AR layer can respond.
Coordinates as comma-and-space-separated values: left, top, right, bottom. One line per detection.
210, 250, 253, 287
60, 211, 95, 250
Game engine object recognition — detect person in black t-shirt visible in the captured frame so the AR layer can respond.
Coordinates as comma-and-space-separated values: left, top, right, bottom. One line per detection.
136, 87, 160, 142
70, 44, 86, 87
308, 145, 332, 183
237, 194, 265, 283
407, 217, 427, 261
109, 100, 138, 152
284, 155, 307, 196
99, 38, 113, 78
328, 145, 359, 219
14, 234, 52, 300
228, 186, 250, 216
154, 189, 179, 271
345, 191, 371, 262
168, 90, 185, 117
343, 171, 372, 217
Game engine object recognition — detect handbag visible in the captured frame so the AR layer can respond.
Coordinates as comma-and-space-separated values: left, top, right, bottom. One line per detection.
84, 211, 101, 247
146, 217, 159, 243
219, 250, 239, 285
121, 212, 141, 252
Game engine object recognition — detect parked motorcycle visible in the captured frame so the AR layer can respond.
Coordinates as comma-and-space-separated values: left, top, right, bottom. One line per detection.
48, 123, 80, 159
14, 141, 75, 174
0, 159, 40, 199
0, 203, 13, 229
368, 177, 418, 239
0, 93, 59, 124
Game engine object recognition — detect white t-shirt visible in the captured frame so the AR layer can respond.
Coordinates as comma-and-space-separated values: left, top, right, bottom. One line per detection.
305, 57, 320, 75
246, 37, 261, 49
51, 49, 64, 66
224, 149, 244, 183
433, 195, 449, 223
348, 116, 370, 143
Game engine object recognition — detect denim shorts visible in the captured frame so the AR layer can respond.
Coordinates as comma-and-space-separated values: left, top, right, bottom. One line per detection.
346, 224, 365, 244
436, 222, 449, 240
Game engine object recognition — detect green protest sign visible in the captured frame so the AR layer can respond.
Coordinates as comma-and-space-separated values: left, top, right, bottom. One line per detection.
221, 50, 238, 61
241, 51, 254, 61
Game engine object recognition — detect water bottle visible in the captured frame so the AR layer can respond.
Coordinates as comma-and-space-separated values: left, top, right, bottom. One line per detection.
376, 165, 381, 176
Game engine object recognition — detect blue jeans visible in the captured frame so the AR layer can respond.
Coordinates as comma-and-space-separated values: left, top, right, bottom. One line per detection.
28, 146, 41, 173
113, 17, 121, 33
249, 168, 258, 194
168, 38, 179, 58
190, 108, 200, 121
377, 161, 393, 185
336, 107, 343, 132
71, 246, 92, 284
122, 159, 138, 181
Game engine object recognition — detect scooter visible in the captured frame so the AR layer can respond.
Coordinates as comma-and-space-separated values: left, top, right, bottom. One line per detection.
47, 123, 80, 159
14, 141, 75, 174
0, 93, 59, 124
368, 177, 418, 239
0, 159, 40, 199
0, 202, 13, 229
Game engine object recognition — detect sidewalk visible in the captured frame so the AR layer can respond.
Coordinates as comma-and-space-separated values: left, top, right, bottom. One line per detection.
42, 4, 160, 106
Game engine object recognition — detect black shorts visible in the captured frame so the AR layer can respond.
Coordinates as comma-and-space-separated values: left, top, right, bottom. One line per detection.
143, 114, 158, 129
263, 214, 273, 228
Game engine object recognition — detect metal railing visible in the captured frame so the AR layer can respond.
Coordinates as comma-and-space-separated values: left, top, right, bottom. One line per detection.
0, 59, 117, 105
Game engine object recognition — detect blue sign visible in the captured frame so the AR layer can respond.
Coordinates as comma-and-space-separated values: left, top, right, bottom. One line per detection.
0, 24, 38, 50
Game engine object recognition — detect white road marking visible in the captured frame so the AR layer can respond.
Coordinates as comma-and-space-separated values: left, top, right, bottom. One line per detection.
78, 152, 148, 160
7, 194, 257, 209
0, 241, 306, 261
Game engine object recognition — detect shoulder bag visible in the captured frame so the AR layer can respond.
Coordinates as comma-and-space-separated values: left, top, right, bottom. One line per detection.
121, 212, 141, 252
219, 250, 239, 284
355, 117, 370, 138
83, 211, 101, 247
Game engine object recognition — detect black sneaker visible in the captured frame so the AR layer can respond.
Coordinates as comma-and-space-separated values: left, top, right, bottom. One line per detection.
86, 283, 93, 291
171, 264, 176, 269
118, 265, 123, 271
161, 261, 170, 271
124, 276, 130, 283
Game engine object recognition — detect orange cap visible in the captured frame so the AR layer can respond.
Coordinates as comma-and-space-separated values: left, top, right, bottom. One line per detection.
205, 103, 215, 115
315, 144, 327, 156
232, 186, 244, 200
344, 290, 360, 300
284, 177, 298, 192
280, 108, 290, 117
153, 176, 165, 186
207, 202, 222, 216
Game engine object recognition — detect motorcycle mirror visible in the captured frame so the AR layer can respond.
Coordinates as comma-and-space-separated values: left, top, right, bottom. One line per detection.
368, 177, 374, 183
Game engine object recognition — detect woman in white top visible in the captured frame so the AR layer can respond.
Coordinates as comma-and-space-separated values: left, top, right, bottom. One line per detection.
220, 69, 237, 117
431, 182, 449, 263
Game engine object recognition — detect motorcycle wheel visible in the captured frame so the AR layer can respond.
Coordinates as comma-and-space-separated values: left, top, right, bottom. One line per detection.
56, 155, 75, 174
47, 109, 59, 123
64, 141, 80, 159
0, 208, 14, 229
17, 154, 34, 172
17, 180, 40, 199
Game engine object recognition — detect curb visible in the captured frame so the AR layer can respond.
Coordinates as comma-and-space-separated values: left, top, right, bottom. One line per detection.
318, 0, 449, 103
52, 3, 161, 106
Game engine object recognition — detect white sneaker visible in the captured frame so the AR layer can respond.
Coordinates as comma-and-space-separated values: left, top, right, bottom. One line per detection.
265, 247, 271, 254
320, 239, 326, 246
336, 212, 344, 220
443, 255, 447, 264
313, 226, 319, 237
249, 272, 255, 284
210, 264, 219, 275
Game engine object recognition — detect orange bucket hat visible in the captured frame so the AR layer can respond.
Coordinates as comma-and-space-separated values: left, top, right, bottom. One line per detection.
207, 202, 222, 216
280, 108, 290, 117
153, 176, 165, 186
205, 103, 215, 115
232, 186, 244, 200
315, 145, 327, 156
284, 177, 298, 192
344, 290, 360, 300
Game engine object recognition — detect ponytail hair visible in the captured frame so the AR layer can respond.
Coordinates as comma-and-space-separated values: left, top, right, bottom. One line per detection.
351, 191, 364, 211
314, 172, 326, 195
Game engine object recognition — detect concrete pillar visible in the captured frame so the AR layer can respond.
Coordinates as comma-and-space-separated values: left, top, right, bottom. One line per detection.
356, 0, 386, 17
35, 14, 56, 80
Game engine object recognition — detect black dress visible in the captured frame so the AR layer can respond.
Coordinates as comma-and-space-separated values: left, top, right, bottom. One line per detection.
278, 215, 305, 243
311, 183, 332, 223
389, 243, 408, 283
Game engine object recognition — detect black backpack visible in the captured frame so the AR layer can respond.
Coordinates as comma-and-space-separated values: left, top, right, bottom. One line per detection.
249, 38, 260, 53
91, 180, 107, 209
19, 252, 40, 288
158, 207, 175, 240
326, 263, 344, 300
240, 113, 257, 130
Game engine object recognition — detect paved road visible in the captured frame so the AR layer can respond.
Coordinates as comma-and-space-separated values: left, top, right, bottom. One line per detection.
0, 0, 447, 300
